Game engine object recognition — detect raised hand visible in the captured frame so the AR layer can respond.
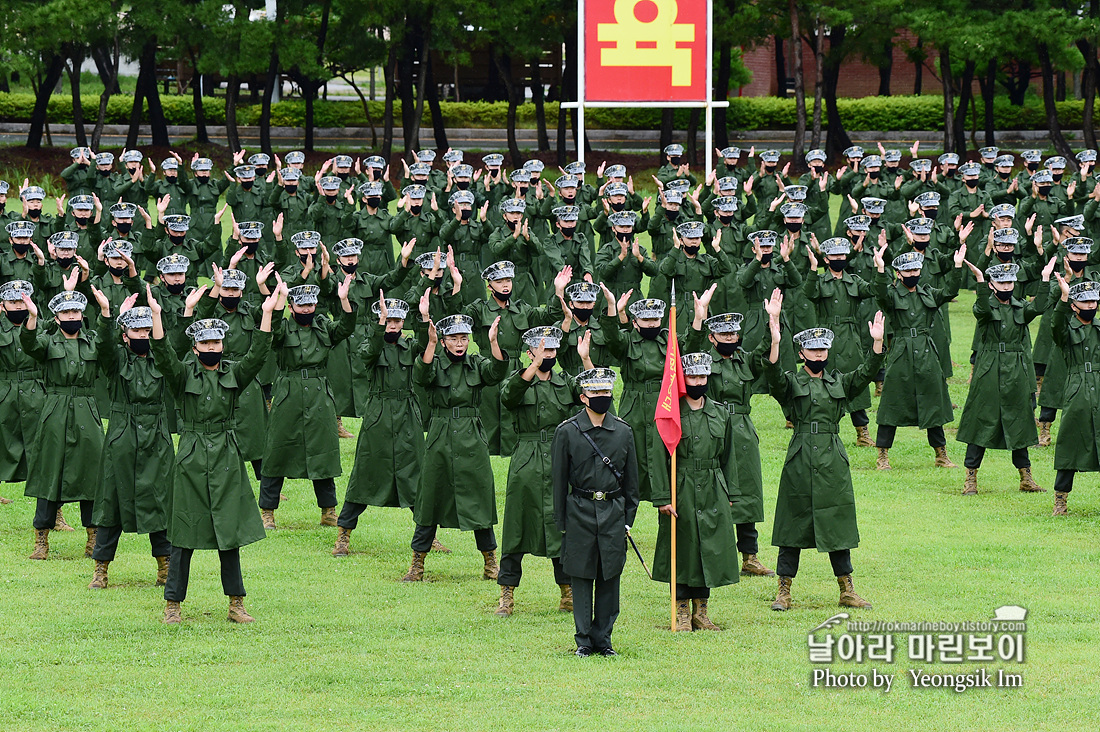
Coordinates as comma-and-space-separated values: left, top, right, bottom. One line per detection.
868, 310, 885, 343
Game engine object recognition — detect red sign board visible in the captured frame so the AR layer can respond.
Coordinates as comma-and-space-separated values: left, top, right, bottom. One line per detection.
585, 0, 708, 103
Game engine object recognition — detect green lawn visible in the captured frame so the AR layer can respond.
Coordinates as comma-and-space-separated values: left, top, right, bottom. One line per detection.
1, 176, 1099, 730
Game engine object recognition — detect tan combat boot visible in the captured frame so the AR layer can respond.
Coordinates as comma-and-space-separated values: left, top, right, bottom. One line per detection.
495, 586, 515, 617
873, 381, 884, 397
84, 527, 97, 558
771, 577, 793, 611
1018, 467, 1045, 493
675, 599, 692, 631
320, 506, 337, 526
155, 555, 170, 586
431, 536, 451, 553
1036, 375, 1044, 399
1053, 491, 1069, 517
89, 560, 110, 589
854, 425, 873, 447
838, 575, 873, 609
691, 599, 721, 631
29, 528, 50, 560
876, 448, 891, 470
933, 446, 958, 468
558, 583, 573, 611
481, 550, 499, 581
962, 468, 978, 495
401, 550, 427, 582
227, 596, 254, 623
261, 509, 276, 530
332, 527, 352, 556
740, 553, 776, 577
337, 417, 354, 438
1038, 422, 1052, 447
54, 508, 74, 531
163, 601, 182, 624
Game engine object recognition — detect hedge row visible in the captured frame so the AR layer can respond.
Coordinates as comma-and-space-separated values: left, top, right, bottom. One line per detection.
1, 92, 1097, 131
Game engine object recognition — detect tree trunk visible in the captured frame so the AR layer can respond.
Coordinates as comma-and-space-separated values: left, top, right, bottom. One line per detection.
341, 73, 378, 148
306, 0, 333, 152
259, 50, 278, 152
821, 27, 852, 160
811, 14, 824, 148
978, 58, 996, 147
940, 47, 956, 155
1039, 43, 1074, 158
531, 61, 550, 152
91, 38, 120, 149
914, 38, 923, 95
404, 29, 431, 158
686, 107, 701, 166
92, 46, 121, 94
1004, 61, 1031, 105
1077, 36, 1098, 150
382, 44, 397, 161
659, 109, 674, 166
225, 75, 241, 153
67, 50, 88, 147
715, 40, 732, 149
952, 59, 975, 156
304, 82, 316, 151
125, 54, 149, 149
1057, 70, 1067, 102
493, 50, 523, 165
774, 35, 787, 97
425, 55, 448, 150
142, 40, 170, 146
878, 39, 893, 96
399, 26, 418, 156
789, 0, 806, 167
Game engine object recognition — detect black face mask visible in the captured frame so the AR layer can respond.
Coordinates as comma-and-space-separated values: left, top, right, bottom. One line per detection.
764, 165, 777, 174
410, 204, 423, 215
516, 185, 530, 197
108, 264, 128, 277
492, 289, 512, 302
715, 340, 740, 357
785, 222, 802, 233
827, 258, 848, 272
1052, 173, 1064, 183
683, 245, 699, 256
945, 169, 957, 177
128, 337, 150, 355
585, 395, 613, 414
669, 156, 682, 165
197, 350, 222, 367
56, 256, 75, 269
366, 197, 382, 208
255, 168, 267, 177
994, 289, 1013, 302
460, 209, 472, 222
241, 180, 254, 190
718, 214, 733, 225
74, 216, 91, 227
1076, 306, 1097, 322
923, 208, 938, 219
571, 306, 594, 322
811, 165, 824, 175
685, 383, 708, 399
165, 282, 186, 295
98, 169, 111, 177
559, 226, 575, 239
665, 209, 680, 221
165, 174, 178, 183
293, 311, 316, 326
5, 309, 28, 325
965, 180, 978, 190
77, 163, 89, 171
998, 171, 1010, 180
615, 231, 633, 243
337, 172, 350, 181
27, 209, 41, 219
325, 194, 338, 203
803, 357, 828, 374
456, 180, 470, 190
868, 170, 881, 180
913, 240, 929, 252
759, 252, 774, 265
341, 263, 358, 274
610, 201, 626, 212
383, 330, 401, 344
1068, 259, 1087, 273
12, 243, 30, 255
985, 162, 996, 170
285, 185, 298, 194
299, 253, 311, 264
505, 220, 518, 231
425, 275, 443, 288
444, 349, 467, 363
244, 241, 259, 254
1027, 162, 1039, 171
1038, 186, 1052, 197
995, 251, 1016, 263
537, 356, 556, 373
221, 296, 241, 311
638, 325, 661, 340
901, 274, 921, 289
116, 222, 132, 234
169, 233, 186, 245
58, 319, 82, 334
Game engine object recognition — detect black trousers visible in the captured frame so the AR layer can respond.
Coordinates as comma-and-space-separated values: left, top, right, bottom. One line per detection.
163, 546, 245, 602
498, 553, 569, 587
33, 498, 93, 530
1054, 469, 1077, 493
1035, 362, 1047, 378
91, 525, 171, 562
258, 476, 337, 510
963, 444, 1030, 470
876, 424, 947, 449
776, 547, 853, 578
736, 523, 759, 555
572, 562, 621, 651
251, 459, 263, 482
676, 583, 710, 600
849, 409, 870, 428
336, 501, 410, 530
1038, 406, 1058, 423
411, 524, 496, 553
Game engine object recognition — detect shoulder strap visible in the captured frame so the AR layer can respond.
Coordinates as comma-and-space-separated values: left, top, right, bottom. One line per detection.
569, 419, 624, 486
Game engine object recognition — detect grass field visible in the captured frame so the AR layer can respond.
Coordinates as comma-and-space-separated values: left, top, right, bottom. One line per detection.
1, 167, 1099, 731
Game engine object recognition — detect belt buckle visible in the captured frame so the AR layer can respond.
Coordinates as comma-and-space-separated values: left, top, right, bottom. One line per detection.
593, 491, 606, 501
301, 369, 309, 378
810, 421, 819, 434
999, 343, 1006, 353
452, 407, 462, 418
910, 328, 918, 338
1087, 363, 1094, 373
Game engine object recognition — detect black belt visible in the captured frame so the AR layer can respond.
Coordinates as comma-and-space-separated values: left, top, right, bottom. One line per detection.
829, 316, 858, 325
793, 421, 839, 434
1070, 363, 1099, 374
369, 389, 409, 398
45, 386, 95, 396
690, 458, 721, 469
279, 368, 325, 379
980, 343, 1025, 353
516, 429, 554, 443
432, 407, 480, 419
0, 369, 41, 381
723, 403, 751, 415
572, 487, 622, 501
898, 328, 931, 338
181, 420, 231, 434
111, 403, 164, 416
624, 381, 662, 394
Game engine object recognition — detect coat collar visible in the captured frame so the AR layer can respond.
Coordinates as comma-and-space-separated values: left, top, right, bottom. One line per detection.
574, 408, 617, 432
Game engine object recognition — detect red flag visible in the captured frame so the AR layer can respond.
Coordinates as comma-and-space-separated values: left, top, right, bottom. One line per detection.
655, 309, 685, 455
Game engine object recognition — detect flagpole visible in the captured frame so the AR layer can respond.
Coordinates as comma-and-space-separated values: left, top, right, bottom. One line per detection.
669, 281, 678, 632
